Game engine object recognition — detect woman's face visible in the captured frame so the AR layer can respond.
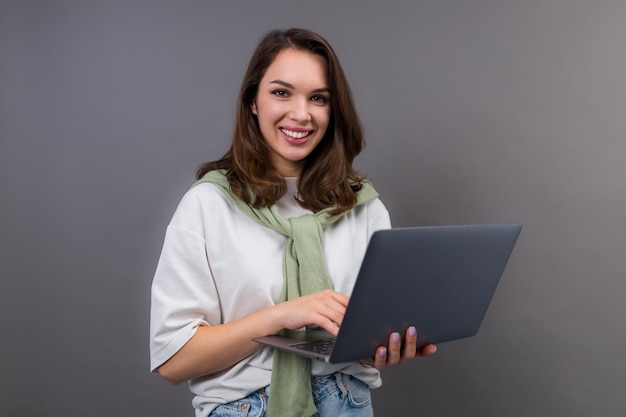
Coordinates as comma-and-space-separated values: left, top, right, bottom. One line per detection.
252, 48, 331, 177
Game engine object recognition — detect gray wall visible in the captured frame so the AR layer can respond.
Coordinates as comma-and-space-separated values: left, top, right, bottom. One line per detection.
2, 1, 625, 416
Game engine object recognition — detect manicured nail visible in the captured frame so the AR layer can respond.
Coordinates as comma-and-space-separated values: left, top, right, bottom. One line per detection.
408, 326, 416, 337
378, 347, 387, 358
392, 332, 401, 343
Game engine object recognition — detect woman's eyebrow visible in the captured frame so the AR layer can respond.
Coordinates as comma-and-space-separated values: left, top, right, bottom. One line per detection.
269, 79, 294, 89
269, 79, 330, 94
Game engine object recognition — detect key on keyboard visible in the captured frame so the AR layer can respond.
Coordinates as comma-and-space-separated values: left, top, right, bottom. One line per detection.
290, 338, 336, 355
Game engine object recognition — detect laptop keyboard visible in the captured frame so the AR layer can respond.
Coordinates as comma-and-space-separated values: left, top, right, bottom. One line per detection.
290, 338, 336, 355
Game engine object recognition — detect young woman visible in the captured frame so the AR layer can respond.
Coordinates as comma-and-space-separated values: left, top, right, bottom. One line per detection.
150, 28, 436, 417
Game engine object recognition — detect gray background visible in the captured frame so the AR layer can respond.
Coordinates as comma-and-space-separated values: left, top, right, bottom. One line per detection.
2, 1, 625, 416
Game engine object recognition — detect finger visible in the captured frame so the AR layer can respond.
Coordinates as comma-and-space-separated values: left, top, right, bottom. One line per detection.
327, 290, 350, 307
310, 303, 347, 336
417, 344, 437, 356
316, 319, 341, 336
387, 332, 402, 365
278, 293, 345, 332
403, 326, 418, 359
317, 297, 347, 328
374, 346, 388, 370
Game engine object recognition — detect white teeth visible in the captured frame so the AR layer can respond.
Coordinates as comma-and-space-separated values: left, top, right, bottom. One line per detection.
281, 128, 310, 139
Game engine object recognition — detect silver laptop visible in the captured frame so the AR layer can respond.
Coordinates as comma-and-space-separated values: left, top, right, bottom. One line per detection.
253, 223, 522, 363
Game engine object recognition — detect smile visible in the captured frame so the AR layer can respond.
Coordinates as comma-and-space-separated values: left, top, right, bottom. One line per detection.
280, 128, 312, 139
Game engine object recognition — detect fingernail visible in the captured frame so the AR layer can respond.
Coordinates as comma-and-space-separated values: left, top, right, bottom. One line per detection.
392, 332, 401, 343
408, 326, 416, 337
378, 347, 387, 358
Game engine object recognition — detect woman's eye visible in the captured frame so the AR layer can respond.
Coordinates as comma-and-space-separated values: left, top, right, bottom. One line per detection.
272, 89, 289, 97
311, 95, 328, 104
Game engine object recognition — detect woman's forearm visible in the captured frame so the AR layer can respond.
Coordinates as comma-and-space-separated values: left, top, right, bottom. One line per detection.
157, 289, 348, 385
156, 306, 281, 385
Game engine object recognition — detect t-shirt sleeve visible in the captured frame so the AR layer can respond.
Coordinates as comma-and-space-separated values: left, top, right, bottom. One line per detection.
149, 191, 221, 372
367, 198, 392, 236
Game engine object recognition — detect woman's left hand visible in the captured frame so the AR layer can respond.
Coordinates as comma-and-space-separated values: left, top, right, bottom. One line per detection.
364, 326, 437, 370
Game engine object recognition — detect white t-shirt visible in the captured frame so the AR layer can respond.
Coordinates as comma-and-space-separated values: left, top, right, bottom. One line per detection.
150, 178, 391, 416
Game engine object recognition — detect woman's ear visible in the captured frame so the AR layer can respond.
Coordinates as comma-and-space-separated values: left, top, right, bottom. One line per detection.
251, 100, 257, 115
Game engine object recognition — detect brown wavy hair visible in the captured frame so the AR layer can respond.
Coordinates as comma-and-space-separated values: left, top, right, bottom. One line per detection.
196, 28, 366, 215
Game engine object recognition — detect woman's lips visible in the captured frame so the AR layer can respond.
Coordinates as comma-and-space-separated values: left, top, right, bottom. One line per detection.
280, 127, 313, 144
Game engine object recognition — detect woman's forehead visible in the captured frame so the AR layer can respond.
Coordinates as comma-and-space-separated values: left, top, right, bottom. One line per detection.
261, 49, 329, 90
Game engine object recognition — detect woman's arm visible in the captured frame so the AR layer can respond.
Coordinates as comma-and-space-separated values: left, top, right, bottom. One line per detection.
157, 289, 349, 384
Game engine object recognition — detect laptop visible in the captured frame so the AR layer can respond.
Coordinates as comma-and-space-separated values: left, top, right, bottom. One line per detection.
253, 223, 522, 363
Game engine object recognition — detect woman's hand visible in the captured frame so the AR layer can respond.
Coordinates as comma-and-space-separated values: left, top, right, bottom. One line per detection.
362, 326, 437, 370
271, 289, 350, 336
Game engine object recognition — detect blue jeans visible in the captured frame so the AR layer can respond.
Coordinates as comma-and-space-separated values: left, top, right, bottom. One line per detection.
208, 372, 373, 417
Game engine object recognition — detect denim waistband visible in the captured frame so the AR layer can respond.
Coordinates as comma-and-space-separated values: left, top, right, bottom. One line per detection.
311, 372, 348, 401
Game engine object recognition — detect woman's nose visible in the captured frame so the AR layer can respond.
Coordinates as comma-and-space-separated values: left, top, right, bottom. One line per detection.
289, 98, 311, 122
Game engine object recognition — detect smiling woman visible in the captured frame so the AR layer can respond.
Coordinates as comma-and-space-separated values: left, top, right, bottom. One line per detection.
149, 28, 436, 417
251, 48, 331, 177
195, 28, 369, 215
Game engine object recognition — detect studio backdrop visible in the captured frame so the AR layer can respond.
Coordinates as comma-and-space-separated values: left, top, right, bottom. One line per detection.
1, 1, 625, 416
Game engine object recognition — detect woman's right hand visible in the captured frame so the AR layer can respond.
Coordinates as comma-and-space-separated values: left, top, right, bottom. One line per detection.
270, 289, 350, 336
